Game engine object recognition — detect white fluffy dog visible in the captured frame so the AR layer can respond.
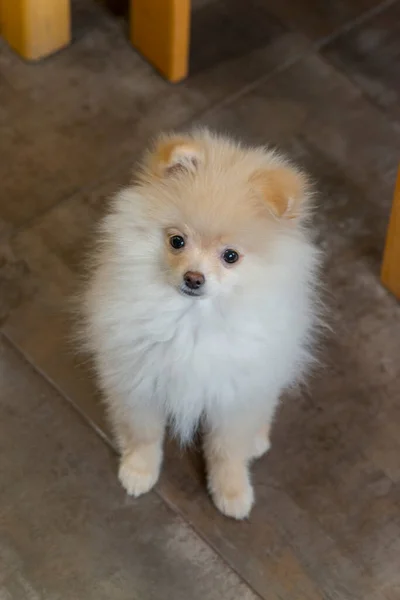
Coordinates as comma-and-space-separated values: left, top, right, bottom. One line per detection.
82, 129, 321, 519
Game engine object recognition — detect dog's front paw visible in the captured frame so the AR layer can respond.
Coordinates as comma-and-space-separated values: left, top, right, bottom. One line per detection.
208, 466, 254, 520
118, 449, 160, 498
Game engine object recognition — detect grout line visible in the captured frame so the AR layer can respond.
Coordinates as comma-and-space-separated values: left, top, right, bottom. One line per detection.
1, 330, 113, 450
180, 51, 310, 127
315, 0, 399, 49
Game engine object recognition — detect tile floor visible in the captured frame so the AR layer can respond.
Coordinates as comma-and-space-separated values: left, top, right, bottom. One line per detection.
1, 0, 400, 598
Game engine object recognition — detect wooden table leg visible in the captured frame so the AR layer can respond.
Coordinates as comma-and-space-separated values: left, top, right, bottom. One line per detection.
130, 0, 190, 83
381, 166, 400, 299
1, 0, 71, 61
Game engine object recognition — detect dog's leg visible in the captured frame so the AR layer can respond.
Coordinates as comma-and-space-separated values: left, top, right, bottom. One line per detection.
204, 414, 260, 520
249, 423, 271, 460
108, 401, 165, 498
249, 397, 278, 460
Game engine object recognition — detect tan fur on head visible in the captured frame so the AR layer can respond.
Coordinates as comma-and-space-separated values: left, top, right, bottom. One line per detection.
141, 130, 310, 224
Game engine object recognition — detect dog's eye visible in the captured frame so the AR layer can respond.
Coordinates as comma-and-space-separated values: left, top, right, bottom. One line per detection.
222, 249, 239, 264
170, 235, 185, 250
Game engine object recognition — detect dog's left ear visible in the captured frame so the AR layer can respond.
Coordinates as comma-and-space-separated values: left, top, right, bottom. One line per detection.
148, 135, 204, 178
250, 166, 310, 220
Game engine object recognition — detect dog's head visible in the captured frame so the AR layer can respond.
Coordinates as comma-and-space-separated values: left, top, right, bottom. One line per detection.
134, 130, 312, 300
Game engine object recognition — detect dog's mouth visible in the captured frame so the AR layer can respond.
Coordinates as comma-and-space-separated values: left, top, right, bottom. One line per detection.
179, 284, 205, 298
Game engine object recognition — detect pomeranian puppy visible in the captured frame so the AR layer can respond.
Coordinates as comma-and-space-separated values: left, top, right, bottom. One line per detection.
82, 129, 320, 519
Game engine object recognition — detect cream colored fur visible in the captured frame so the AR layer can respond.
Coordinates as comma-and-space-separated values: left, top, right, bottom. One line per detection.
82, 129, 321, 519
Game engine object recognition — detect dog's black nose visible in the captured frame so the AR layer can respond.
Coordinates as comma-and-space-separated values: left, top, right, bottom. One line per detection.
184, 271, 205, 290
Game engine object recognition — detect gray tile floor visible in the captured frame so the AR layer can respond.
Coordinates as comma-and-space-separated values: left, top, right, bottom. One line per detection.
1, 1, 400, 598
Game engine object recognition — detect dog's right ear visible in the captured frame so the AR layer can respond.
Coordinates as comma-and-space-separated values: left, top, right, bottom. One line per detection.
146, 135, 204, 178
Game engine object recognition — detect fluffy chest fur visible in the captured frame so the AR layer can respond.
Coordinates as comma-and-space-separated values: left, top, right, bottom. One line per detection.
86, 245, 316, 440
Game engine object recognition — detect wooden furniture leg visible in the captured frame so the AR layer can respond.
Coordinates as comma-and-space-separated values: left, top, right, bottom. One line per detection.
130, 0, 190, 83
1, 0, 71, 61
381, 166, 400, 299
